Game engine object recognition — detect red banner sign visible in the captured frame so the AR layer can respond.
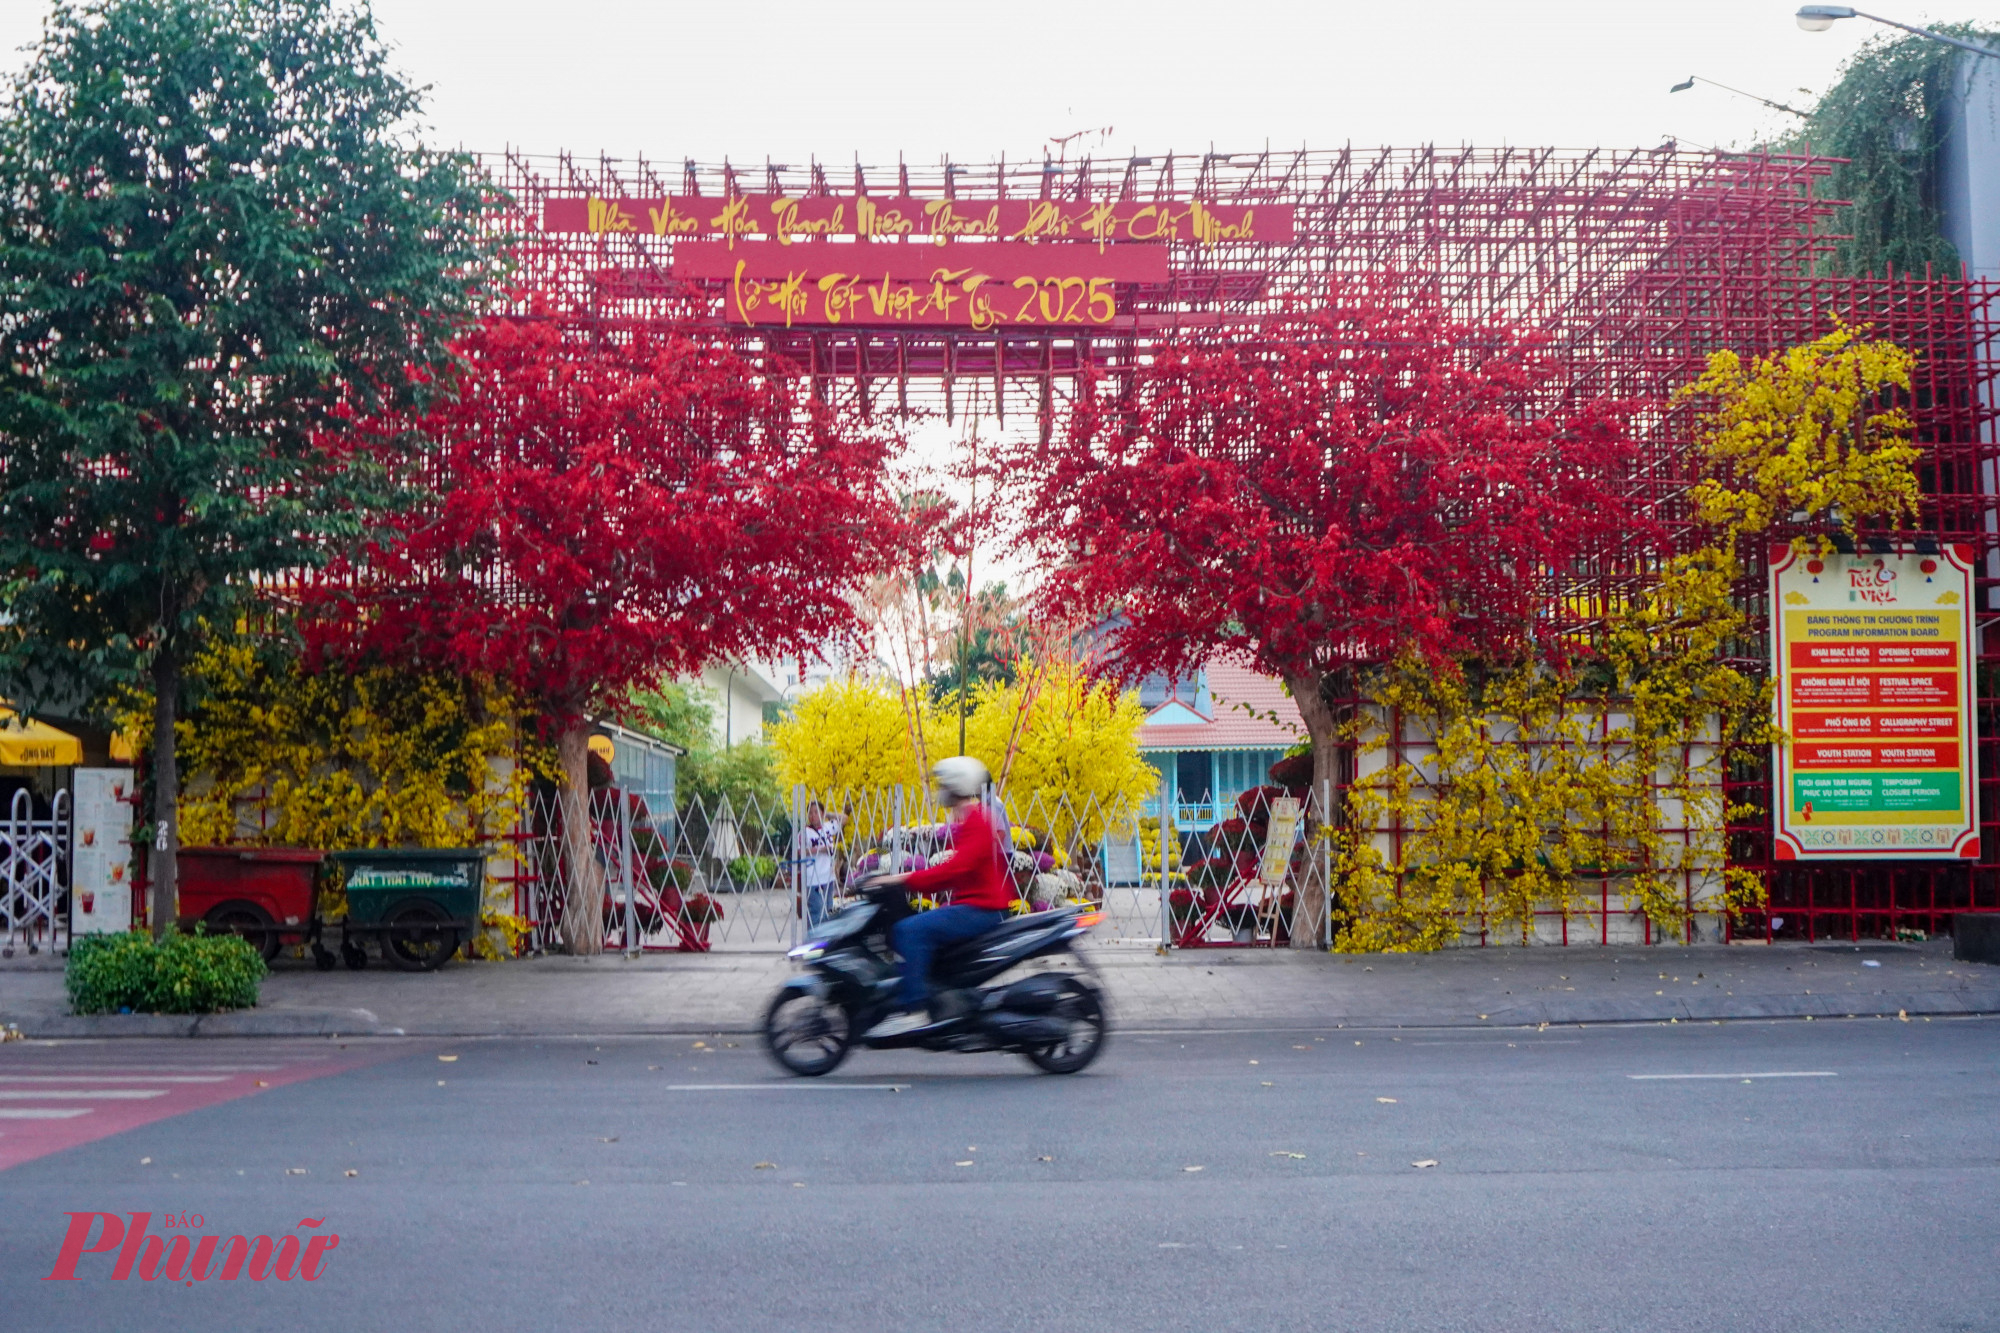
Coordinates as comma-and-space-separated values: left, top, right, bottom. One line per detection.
723, 260, 1129, 330
674, 240, 1170, 284
543, 193, 1293, 247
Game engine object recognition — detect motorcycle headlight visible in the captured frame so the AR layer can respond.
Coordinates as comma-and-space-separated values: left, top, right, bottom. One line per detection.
786, 942, 825, 961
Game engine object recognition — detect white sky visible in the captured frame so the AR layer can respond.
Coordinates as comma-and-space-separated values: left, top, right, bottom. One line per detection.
4, 1, 1999, 163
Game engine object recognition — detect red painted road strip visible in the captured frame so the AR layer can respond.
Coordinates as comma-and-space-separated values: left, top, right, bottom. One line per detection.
0, 1044, 406, 1172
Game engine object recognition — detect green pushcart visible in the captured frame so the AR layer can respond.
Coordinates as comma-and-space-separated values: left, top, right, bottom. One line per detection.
331, 849, 484, 972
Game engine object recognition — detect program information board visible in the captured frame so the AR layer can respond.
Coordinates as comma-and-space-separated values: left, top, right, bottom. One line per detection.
1771, 544, 1979, 860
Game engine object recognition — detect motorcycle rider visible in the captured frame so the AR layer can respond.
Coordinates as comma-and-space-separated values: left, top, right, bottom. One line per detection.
864, 756, 1011, 1039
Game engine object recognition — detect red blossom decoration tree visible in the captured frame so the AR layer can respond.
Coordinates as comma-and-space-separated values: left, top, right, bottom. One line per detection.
313, 316, 912, 951
1014, 289, 1649, 945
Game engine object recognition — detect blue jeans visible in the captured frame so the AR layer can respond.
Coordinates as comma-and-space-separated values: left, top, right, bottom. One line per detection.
892, 906, 1004, 1010
804, 884, 832, 929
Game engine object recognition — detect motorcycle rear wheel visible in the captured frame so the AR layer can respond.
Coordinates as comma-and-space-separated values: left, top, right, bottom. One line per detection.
763, 988, 853, 1077
1023, 977, 1108, 1075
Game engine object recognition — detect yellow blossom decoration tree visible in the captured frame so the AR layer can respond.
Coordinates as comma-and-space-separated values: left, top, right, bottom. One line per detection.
1680, 322, 1920, 546
768, 675, 929, 805
1333, 324, 1919, 950
132, 641, 538, 959
960, 658, 1159, 847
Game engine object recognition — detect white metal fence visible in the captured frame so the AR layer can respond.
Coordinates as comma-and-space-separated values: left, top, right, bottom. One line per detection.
497, 778, 1334, 955
1, 788, 69, 953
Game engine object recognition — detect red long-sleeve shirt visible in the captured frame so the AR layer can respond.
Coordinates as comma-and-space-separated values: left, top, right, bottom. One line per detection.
902, 803, 1011, 911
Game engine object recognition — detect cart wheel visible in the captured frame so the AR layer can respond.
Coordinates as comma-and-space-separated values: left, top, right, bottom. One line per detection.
382, 900, 459, 972
341, 939, 368, 971
312, 943, 337, 972
204, 902, 280, 963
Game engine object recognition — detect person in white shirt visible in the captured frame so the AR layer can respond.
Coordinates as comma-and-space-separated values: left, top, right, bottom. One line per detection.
798, 801, 843, 928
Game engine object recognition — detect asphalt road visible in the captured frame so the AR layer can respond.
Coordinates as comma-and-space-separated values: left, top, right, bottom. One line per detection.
2, 1018, 1996, 1332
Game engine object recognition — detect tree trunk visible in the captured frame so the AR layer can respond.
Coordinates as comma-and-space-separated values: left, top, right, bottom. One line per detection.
149, 648, 180, 941
556, 721, 606, 955
1283, 668, 1344, 951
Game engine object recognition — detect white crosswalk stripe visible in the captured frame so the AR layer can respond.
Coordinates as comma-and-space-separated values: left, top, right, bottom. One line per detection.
0, 1108, 93, 1119
0, 1089, 169, 1100
0, 1075, 229, 1084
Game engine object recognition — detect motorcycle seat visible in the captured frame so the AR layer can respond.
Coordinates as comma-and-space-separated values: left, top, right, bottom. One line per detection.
933, 909, 1068, 967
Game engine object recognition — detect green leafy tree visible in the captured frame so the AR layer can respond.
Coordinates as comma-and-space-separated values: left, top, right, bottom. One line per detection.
1777, 24, 2000, 278
624, 679, 786, 838
0, 0, 498, 935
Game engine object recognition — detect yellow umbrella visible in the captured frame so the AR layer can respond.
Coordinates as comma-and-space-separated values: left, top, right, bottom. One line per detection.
0, 701, 82, 767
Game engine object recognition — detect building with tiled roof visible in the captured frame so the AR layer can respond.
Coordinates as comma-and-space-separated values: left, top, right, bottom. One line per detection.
1137, 658, 1304, 824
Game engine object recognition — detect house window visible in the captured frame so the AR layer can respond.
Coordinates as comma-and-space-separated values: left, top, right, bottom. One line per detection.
1215, 750, 1285, 801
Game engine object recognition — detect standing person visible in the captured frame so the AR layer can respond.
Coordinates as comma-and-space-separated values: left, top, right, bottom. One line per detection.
798, 800, 843, 929
865, 757, 1010, 1039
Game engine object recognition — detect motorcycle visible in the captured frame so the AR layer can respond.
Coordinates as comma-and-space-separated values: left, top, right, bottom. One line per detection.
762, 881, 1109, 1076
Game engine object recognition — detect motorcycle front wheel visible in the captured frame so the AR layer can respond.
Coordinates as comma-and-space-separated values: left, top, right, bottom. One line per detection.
1023, 976, 1108, 1075
763, 988, 853, 1077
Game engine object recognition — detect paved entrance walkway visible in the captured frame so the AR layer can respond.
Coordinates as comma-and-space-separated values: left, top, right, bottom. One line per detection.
3, 937, 1996, 1037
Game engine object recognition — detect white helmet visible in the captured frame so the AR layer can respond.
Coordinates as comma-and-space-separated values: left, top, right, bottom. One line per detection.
931, 756, 990, 802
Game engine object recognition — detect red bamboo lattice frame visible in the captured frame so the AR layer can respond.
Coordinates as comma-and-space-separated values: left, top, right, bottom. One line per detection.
486, 145, 1999, 943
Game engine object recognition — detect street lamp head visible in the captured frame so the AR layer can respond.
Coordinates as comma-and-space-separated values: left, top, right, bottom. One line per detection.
1796, 5, 1857, 32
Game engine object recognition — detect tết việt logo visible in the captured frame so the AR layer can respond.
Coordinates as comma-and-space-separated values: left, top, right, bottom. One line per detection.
45, 1211, 339, 1282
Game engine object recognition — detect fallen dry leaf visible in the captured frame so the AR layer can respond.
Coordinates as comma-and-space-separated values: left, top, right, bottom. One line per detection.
955, 1161, 974, 1167
692, 1041, 707, 1049
344, 1170, 358, 1178
1411, 1160, 1438, 1169
1037, 1156, 1053, 1162
1260, 1081, 1274, 1087
438, 1055, 458, 1063
1248, 1060, 1259, 1065
286, 1168, 307, 1176
1270, 1151, 1306, 1159
753, 1161, 776, 1170
254, 1081, 269, 1088
598, 1136, 619, 1143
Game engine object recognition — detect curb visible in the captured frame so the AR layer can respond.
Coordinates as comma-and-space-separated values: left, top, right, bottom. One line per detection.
4, 995, 1995, 1040
1, 1007, 388, 1039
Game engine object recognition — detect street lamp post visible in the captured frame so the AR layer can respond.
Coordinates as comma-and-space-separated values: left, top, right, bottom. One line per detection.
1796, 6, 2000, 59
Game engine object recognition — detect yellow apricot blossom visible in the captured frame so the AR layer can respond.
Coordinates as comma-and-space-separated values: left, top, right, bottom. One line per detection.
1679, 322, 1919, 546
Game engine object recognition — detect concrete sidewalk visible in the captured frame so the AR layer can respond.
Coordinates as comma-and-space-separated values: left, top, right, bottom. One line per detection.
3, 936, 1997, 1038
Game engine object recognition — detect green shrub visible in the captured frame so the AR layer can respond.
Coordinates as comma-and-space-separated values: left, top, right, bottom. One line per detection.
726, 854, 778, 885
66, 930, 267, 1015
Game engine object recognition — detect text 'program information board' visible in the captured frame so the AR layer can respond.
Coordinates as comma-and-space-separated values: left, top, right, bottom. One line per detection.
1771, 544, 1979, 860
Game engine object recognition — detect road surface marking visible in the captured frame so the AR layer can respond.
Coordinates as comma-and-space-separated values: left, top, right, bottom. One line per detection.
1408, 1032, 1576, 1040
1627, 1072, 1836, 1080
0, 1074, 230, 1084
0, 1089, 171, 1099
0, 1065, 283, 1073
0, 1108, 94, 1119
665, 1084, 909, 1091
